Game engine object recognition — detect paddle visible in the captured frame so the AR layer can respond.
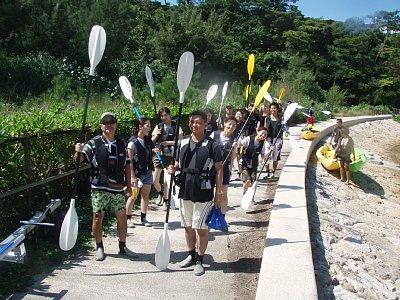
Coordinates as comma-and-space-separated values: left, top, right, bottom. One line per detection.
155, 51, 194, 271
241, 102, 298, 210
119, 76, 142, 118
264, 91, 273, 103
145, 66, 158, 122
245, 54, 255, 107
222, 80, 271, 168
205, 84, 218, 107
59, 25, 106, 251
217, 81, 229, 124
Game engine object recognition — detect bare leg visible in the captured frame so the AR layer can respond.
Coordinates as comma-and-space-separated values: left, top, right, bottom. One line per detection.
125, 194, 137, 216
115, 209, 127, 242
339, 161, 345, 181
243, 180, 252, 194
221, 185, 229, 214
345, 162, 351, 184
184, 226, 196, 251
272, 160, 278, 173
140, 184, 151, 214
92, 212, 105, 243
153, 168, 162, 193
196, 229, 209, 256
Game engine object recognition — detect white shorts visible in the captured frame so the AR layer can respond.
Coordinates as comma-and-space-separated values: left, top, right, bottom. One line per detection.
179, 200, 213, 229
268, 138, 282, 161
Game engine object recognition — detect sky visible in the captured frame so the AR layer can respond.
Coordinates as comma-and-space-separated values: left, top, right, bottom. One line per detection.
168, 0, 399, 22
295, 0, 400, 22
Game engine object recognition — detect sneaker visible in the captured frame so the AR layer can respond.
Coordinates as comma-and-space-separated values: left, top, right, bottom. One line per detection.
179, 255, 195, 268
141, 218, 152, 227
95, 247, 105, 261
162, 201, 167, 211
269, 172, 275, 179
118, 246, 139, 258
127, 218, 135, 228
194, 261, 205, 276
156, 194, 163, 206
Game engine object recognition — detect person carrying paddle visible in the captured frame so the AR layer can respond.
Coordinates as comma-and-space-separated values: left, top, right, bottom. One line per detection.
205, 108, 219, 137
210, 116, 238, 216
217, 104, 234, 129
334, 126, 355, 185
151, 107, 183, 209
74, 112, 134, 261
306, 102, 316, 126
239, 127, 268, 194
127, 118, 160, 227
234, 110, 245, 179
265, 102, 284, 179
168, 110, 223, 276
245, 103, 260, 136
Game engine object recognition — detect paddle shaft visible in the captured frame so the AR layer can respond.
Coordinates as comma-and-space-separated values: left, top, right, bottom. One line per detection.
72, 75, 94, 197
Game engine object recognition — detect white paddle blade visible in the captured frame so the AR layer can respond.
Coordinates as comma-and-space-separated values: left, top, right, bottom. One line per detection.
241, 182, 257, 210
264, 91, 273, 103
222, 81, 228, 99
118, 76, 134, 104
145, 66, 155, 97
59, 198, 79, 251
289, 135, 300, 151
321, 110, 331, 115
177, 52, 194, 103
88, 25, 106, 76
206, 84, 218, 105
296, 104, 304, 109
283, 103, 298, 123
155, 223, 171, 270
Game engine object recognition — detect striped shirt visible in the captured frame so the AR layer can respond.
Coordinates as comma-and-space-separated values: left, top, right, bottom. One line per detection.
82, 136, 130, 193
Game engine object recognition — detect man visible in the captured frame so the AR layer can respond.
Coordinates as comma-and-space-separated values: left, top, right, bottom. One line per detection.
217, 104, 234, 129
245, 103, 260, 136
307, 102, 316, 126
168, 110, 223, 276
75, 112, 134, 261
151, 107, 183, 209
328, 118, 343, 147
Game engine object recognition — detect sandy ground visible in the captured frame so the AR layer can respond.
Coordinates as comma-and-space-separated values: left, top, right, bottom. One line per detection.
306, 119, 400, 300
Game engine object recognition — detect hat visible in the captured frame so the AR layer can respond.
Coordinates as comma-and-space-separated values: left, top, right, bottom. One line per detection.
100, 112, 117, 123
226, 104, 233, 109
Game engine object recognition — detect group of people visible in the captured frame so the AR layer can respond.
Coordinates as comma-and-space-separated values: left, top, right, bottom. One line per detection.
327, 117, 355, 185
74, 99, 288, 276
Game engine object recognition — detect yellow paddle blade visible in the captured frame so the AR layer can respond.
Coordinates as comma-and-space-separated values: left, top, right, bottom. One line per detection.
253, 80, 271, 111
247, 54, 255, 80
278, 87, 285, 103
245, 84, 251, 100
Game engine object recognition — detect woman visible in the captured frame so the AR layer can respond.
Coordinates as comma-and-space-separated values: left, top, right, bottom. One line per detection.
234, 110, 245, 179
210, 116, 237, 215
205, 108, 219, 137
334, 126, 355, 185
127, 118, 159, 227
265, 102, 283, 179
258, 100, 270, 130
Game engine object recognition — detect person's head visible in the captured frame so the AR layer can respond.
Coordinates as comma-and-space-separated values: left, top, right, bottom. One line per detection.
247, 103, 254, 112
336, 118, 343, 126
189, 110, 207, 136
225, 104, 233, 115
204, 108, 215, 123
235, 110, 244, 122
132, 118, 151, 136
311, 102, 316, 107
269, 102, 279, 115
100, 112, 117, 135
340, 126, 349, 136
158, 107, 172, 124
223, 116, 237, 136
256, 126, 268, 141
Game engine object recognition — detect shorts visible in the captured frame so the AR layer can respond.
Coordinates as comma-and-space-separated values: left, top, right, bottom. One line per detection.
307, 116, 314, 125
338, 154, 351, 163
179, 199, 213, 229
153, 155, 175, 169
91, 190, 126, 213
139, 169, 153, 185
269, 138, 282, 161
242, 167, 256, 183
223, 169, 230, 185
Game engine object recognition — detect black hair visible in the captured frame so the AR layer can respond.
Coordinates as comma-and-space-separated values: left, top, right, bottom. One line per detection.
132, 118, 150, 136
189, 110, 207, 122
269, 102, 280, 109
158, 107, 171, 117
225, 116, 238, 124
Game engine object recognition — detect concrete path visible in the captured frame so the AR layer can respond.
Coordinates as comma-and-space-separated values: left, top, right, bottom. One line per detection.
14, 141, 294, 300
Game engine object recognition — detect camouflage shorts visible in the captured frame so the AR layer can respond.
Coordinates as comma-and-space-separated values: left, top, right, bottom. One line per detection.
91, 190, 126, 213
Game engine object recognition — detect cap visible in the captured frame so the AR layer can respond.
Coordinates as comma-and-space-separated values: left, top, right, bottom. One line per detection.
100, 112, 117, 123
226, 104, 233, 109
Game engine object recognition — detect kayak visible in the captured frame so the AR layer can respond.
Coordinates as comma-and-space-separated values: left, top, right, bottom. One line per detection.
316, 145, 367, 172
300, 126, 320, 140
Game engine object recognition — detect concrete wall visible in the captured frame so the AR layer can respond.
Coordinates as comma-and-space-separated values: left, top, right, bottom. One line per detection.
255, 115, 392, 300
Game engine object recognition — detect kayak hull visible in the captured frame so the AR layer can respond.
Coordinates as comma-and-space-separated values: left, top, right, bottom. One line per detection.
301, 126, 320, 140
316, 146, 367, 172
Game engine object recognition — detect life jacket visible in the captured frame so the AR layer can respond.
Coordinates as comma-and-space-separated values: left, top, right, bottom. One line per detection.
266, 115, 283, 139
127, 136, 154, 176
157, 121, 177, 154
90, 135, 126, 185
242, 135, 263, 169
178, 136, 216, 198
212, 130, 234, 169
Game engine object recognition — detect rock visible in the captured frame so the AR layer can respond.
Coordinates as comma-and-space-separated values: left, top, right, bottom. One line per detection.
343, 280, 356, 293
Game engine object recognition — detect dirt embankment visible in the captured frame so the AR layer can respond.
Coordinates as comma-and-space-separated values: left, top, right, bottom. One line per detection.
307, 119, 400, 300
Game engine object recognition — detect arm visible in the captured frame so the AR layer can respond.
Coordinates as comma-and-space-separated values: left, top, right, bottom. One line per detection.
127, 146, 138, 185
151, 126, 161, 144
213, 161, 223, 208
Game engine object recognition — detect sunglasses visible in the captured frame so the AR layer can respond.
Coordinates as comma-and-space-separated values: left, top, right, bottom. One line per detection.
102, 120, 116, 125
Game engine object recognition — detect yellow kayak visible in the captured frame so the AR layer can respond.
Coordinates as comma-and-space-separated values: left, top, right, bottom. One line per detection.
316, 145, 367, 172
301, 126, 320, 140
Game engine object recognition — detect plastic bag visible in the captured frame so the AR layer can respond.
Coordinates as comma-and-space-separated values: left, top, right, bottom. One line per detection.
207, 206, 228, 232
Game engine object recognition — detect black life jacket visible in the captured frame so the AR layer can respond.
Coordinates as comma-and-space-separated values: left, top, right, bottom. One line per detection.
242, 135, 263, 169
266, 115, 283, 139
90, 135, 126, 184
127, 136, 154, 176
178, 136, 216, 199
158, 121, 177, 142
212, 131, 234, 169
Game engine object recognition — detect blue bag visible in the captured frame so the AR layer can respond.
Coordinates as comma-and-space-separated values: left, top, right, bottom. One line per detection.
207, 206, 228, 232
